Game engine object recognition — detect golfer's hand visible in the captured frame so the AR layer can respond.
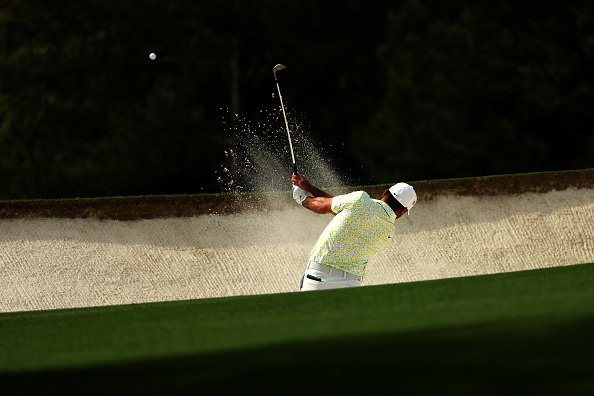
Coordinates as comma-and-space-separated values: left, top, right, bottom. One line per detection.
292, 172, 313, 191
292, 185, 309, 205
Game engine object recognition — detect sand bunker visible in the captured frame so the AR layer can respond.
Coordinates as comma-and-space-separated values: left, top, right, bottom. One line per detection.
1, 178, 593, 313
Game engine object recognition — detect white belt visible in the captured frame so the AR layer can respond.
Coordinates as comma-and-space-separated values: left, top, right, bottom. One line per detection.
308, 262, 361, 280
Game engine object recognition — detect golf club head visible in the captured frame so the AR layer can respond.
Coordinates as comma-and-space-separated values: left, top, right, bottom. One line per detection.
273, 64, 286, 80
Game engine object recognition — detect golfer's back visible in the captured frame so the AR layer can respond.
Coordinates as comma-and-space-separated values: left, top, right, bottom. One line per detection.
308, 191, 396, 277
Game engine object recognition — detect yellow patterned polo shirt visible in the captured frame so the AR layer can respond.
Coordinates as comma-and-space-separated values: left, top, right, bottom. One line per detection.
308, 191, 396, 276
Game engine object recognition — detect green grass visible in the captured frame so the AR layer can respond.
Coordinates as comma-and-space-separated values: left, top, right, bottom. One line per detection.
1, 263, 593, 395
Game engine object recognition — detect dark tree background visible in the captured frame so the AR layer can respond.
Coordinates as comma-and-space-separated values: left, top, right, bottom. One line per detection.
1, 0, 593, 199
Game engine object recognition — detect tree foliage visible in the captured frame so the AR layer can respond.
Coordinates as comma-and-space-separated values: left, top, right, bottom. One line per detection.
1, 0, 593, 199
354, 1, 594, 182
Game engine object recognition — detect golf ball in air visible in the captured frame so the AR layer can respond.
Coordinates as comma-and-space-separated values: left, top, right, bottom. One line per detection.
149, 53, 156, 60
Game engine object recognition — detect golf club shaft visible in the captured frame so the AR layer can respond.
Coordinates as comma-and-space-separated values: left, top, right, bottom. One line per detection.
275, 82, 297, 174
274, 65, 297, 175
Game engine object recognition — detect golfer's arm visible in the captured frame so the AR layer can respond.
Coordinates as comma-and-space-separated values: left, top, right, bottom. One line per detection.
302, 196, 335, 215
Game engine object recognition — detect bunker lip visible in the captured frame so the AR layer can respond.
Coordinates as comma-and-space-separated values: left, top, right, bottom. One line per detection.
1, 169, 593, 221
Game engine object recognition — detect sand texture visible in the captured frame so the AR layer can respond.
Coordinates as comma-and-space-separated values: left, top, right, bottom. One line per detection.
1, 172, 593, 312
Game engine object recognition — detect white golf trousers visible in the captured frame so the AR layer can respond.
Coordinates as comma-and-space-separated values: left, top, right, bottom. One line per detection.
299, 261, 363, 291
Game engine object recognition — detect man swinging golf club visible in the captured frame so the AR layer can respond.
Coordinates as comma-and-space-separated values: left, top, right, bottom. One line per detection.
292, 172, 417, 291
273, 63, 416, 290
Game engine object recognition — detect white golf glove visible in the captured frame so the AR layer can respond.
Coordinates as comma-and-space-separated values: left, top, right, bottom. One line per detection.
292, 185, 309, 205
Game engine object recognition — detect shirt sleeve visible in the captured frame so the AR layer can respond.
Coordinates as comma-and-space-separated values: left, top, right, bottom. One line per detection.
331, 191, 366, 214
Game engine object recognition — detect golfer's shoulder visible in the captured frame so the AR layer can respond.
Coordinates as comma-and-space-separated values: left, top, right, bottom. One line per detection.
339, 191, 369, 200
332, 191, 371, 213
337, 190, 370, 204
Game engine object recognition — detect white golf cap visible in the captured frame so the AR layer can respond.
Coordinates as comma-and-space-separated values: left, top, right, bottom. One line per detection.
389, 183, 417, 215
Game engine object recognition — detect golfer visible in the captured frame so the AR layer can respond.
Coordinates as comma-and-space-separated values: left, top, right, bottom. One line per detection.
292, 172, 417, 291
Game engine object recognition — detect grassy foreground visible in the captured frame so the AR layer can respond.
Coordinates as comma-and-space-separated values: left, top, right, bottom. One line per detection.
1, 263, 593, 395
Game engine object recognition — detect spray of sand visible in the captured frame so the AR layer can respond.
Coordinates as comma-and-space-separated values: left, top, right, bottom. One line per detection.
218, 107, 351, 196
214, 107, 351, 274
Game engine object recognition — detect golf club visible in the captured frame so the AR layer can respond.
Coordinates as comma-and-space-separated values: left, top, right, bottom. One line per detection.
273, 64, 297, 175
